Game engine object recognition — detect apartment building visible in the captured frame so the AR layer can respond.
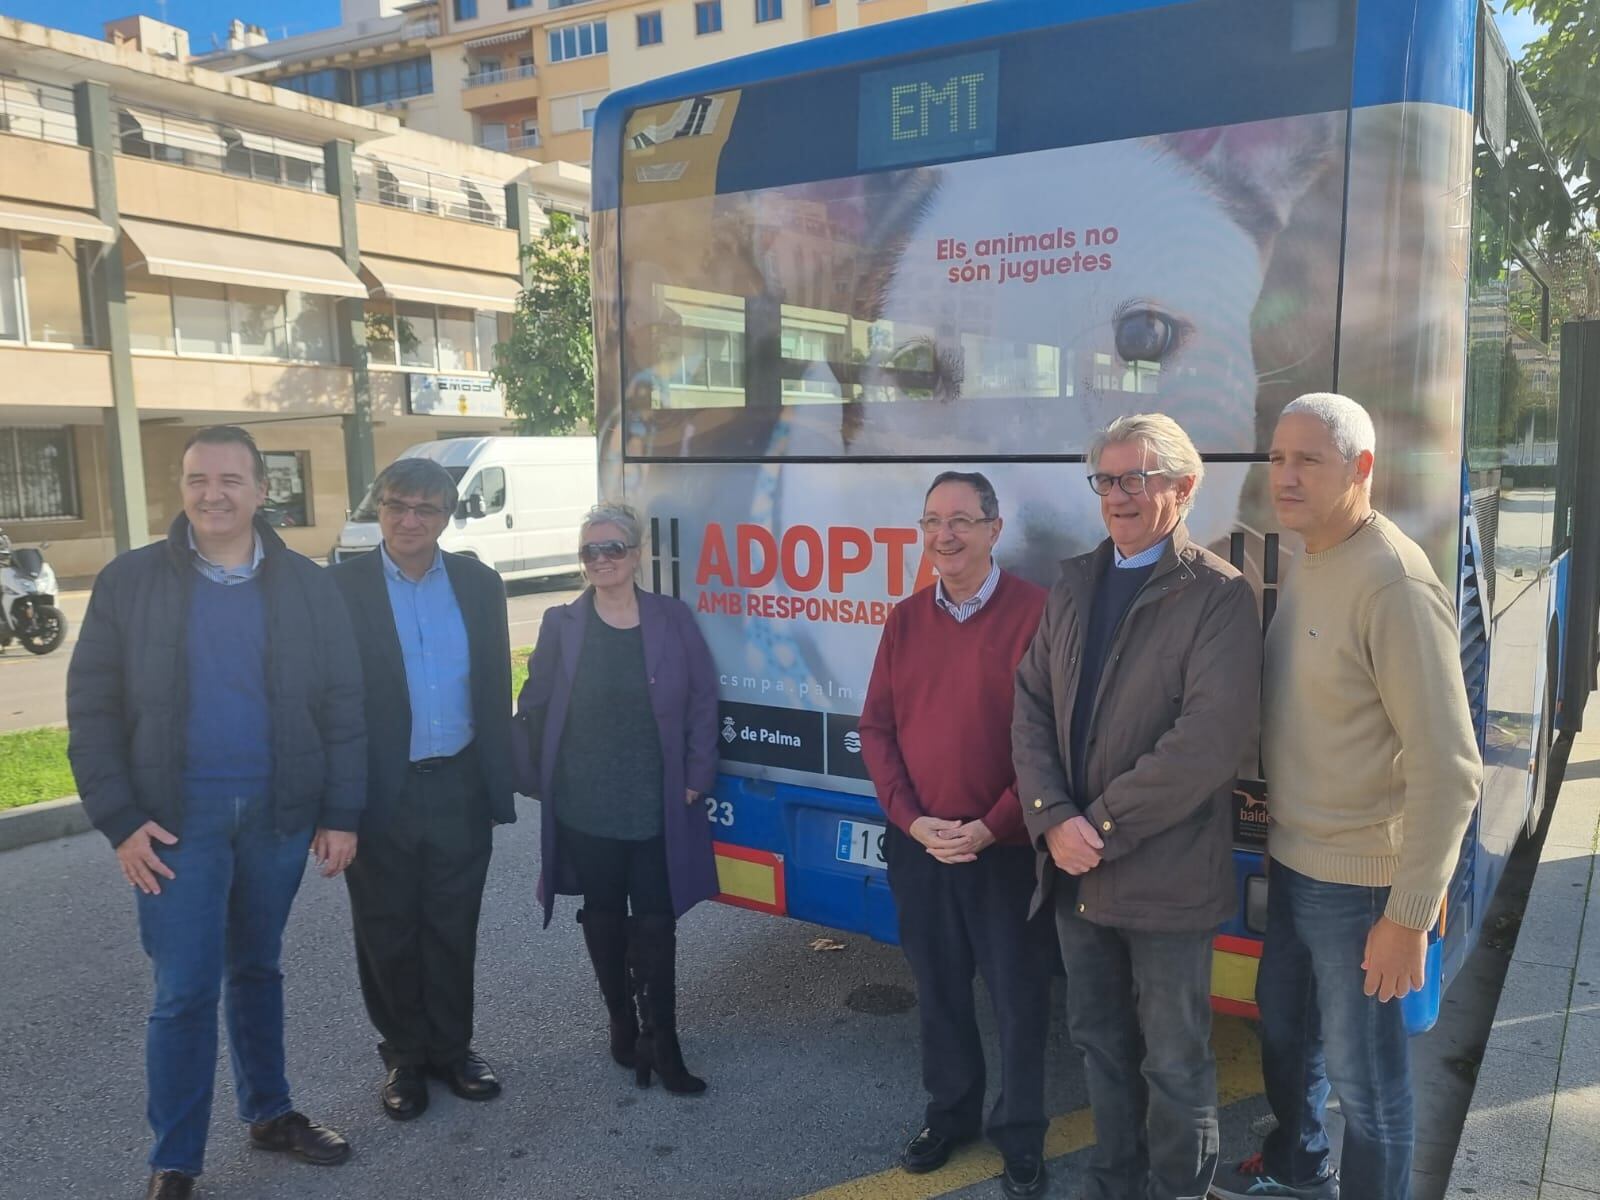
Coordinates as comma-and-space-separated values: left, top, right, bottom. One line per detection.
0, 15, 589, 578
195, 0, 986, 167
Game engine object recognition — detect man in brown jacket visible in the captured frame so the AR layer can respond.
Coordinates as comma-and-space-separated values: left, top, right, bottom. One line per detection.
1012, 413, 1261, 1200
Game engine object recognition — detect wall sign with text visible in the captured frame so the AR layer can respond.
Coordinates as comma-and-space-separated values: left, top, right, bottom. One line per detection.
407, 373, 507, 419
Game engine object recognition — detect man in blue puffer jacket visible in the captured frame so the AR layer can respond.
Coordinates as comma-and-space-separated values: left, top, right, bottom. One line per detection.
67, 425, 367, 1200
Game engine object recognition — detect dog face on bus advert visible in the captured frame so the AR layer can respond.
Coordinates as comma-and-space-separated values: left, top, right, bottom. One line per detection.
714, 113, 1340, 579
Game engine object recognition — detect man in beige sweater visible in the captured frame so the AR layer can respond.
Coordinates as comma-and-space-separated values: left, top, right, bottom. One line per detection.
1212, 394, 1481, 1200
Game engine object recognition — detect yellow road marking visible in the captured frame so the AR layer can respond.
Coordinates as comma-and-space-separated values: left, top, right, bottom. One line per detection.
794, 1016, 1262, 1200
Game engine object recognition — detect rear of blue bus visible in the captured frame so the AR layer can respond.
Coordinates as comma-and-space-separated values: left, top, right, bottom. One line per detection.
588, 0, 1501, 1032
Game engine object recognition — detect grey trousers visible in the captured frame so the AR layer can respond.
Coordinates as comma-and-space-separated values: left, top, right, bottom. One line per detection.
1056, 892, 1219, 1200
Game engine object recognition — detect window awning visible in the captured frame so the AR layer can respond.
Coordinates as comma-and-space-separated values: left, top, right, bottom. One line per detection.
226, 127, 327, 166
121, 218, 367, 297
466, 28, 531, 49
119, 106, 228, 157
361, 255, 523, 313
0, 198, 114, 243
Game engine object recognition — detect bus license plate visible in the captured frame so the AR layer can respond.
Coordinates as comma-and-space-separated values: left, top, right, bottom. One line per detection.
836, 820, 887, 869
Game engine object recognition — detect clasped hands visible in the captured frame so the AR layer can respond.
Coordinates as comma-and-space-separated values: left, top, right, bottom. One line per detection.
1044, 814, 1105, 875
909, 815, 996, 863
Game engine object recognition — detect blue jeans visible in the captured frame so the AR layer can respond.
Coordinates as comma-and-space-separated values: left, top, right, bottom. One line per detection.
1258, 861, 1413, 1200
1056, 901, 1219, 1200
135, 784, 312, 1175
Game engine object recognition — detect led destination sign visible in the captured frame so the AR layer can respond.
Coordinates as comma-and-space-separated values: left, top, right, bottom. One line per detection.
857, 49, 1000, 169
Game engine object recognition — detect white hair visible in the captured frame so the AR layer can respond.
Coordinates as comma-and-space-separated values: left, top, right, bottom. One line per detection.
580, 501, 643, 549
1281, 393, 1376, 461
1089, 413, 1205, 514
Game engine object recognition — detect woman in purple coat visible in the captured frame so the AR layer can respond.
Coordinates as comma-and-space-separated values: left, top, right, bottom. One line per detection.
514, 503, 720, 1094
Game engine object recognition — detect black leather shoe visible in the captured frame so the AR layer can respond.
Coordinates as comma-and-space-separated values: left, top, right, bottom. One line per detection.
382, 1064, 428, 1121
1001, 1154, 1048, 1199
247, 1111, 352, 1166
144, 1171, 196, 1200
901, 1126, 971, 1174
432, 1050, 501, 1101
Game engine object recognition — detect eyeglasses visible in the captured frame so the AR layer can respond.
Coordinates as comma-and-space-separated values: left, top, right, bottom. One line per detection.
580, 540, 636, 562
1087, 470, 1167, 497
917, 515, 996, 536
379, 499, 448, 521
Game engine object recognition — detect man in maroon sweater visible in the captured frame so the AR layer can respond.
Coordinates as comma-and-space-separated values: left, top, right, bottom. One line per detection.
860, 471, 1052, 1200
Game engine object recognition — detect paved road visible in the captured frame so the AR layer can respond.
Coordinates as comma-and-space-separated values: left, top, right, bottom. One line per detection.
0, 808, 1523, 1200
0, 811, 1288, 1200
0, 579, 582, 734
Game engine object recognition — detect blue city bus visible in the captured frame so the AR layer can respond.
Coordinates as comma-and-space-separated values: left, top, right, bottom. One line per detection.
588, 0, 1600, 1033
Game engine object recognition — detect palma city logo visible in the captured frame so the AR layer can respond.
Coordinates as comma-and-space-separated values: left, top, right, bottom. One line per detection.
721, 716, 738, 745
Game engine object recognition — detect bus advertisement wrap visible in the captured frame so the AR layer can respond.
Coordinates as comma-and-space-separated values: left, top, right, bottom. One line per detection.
630, 460, 1267, 791
590, 0, 1596, 1030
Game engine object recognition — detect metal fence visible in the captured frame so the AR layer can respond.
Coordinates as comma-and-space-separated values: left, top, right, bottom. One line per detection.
352, 154, 509, 228
114, 102, 329, 193
0, 75, 79, 146
466, 63, 538, 89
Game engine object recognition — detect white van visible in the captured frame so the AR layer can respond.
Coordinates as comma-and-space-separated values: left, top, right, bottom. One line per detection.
331, 436, 597, 581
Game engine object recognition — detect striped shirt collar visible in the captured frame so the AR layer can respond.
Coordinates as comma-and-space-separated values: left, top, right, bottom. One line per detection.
1114, 537, 1168, 570
187, 527, 264, 585
934, 561, 1002, 623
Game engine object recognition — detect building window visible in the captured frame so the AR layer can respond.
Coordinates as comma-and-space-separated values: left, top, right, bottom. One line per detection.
695, 1, 723, 34
364, 301, 506, 372
0, 232, 95, 348
814, 0, 830, 6
548, 19, 608, 63
581, 105, 598, 130
276, 68, 351, 104
261, 451, 312, 528
355, 56, 433, 106
0, 235, 20, 343
140, 274, 335, 362
453, 0, 477, 20
508, 0, 532, 8
0, 427, 79, 521
637, 11, 663, 45
756, 0, 783, 21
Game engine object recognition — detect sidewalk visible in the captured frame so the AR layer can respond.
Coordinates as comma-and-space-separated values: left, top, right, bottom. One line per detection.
1447, 695, 1600, 1200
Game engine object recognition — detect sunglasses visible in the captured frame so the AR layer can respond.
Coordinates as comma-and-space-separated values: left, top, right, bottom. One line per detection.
580, 540, 635, 563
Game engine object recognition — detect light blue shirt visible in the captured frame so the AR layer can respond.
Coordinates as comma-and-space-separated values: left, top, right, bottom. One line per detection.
934, 560, 1002, 624
187, 527, 264, 585
1114, 537, 1169, 570
381, 545, 474, 762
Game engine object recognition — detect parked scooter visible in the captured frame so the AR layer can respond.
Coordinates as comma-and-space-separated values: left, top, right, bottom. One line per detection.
0, 529, 67, 655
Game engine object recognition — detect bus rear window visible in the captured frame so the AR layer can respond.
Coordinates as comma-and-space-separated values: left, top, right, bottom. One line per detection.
619, 118, 1345, 460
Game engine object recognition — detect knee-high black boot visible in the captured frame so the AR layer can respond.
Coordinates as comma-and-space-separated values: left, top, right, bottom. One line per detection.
578, 909, 637, 1068
628, 914, 707, 1095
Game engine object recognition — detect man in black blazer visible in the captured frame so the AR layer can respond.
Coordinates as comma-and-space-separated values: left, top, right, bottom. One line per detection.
330, 457, 517, 1120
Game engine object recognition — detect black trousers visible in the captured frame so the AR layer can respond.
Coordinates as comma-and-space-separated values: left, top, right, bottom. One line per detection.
886, 825, 1055, 1160
561, 824, 674, 917
345, 751, 492, 1069
1055, 893, 1219, 1200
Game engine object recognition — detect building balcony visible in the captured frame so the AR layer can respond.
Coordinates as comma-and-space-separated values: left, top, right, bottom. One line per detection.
479, 131, 541, 155
462, 64, 540, 110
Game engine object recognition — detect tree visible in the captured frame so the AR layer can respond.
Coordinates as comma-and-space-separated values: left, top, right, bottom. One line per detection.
493, 212, 594, 434
1503, 1, 1600, 223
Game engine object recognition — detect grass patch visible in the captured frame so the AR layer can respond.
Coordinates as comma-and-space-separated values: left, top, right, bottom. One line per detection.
511, 645, 531, 698
0, 726, 75, 811
0, 650, 538, 813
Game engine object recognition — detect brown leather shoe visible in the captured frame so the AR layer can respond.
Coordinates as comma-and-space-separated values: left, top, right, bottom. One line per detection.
144, 1171, 196, 1200
247, 1111, 352, 1166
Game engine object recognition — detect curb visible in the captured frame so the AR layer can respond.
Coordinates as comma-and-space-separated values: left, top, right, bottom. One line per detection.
1445, 732, 1600, 1200
0, 795, 91, 853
